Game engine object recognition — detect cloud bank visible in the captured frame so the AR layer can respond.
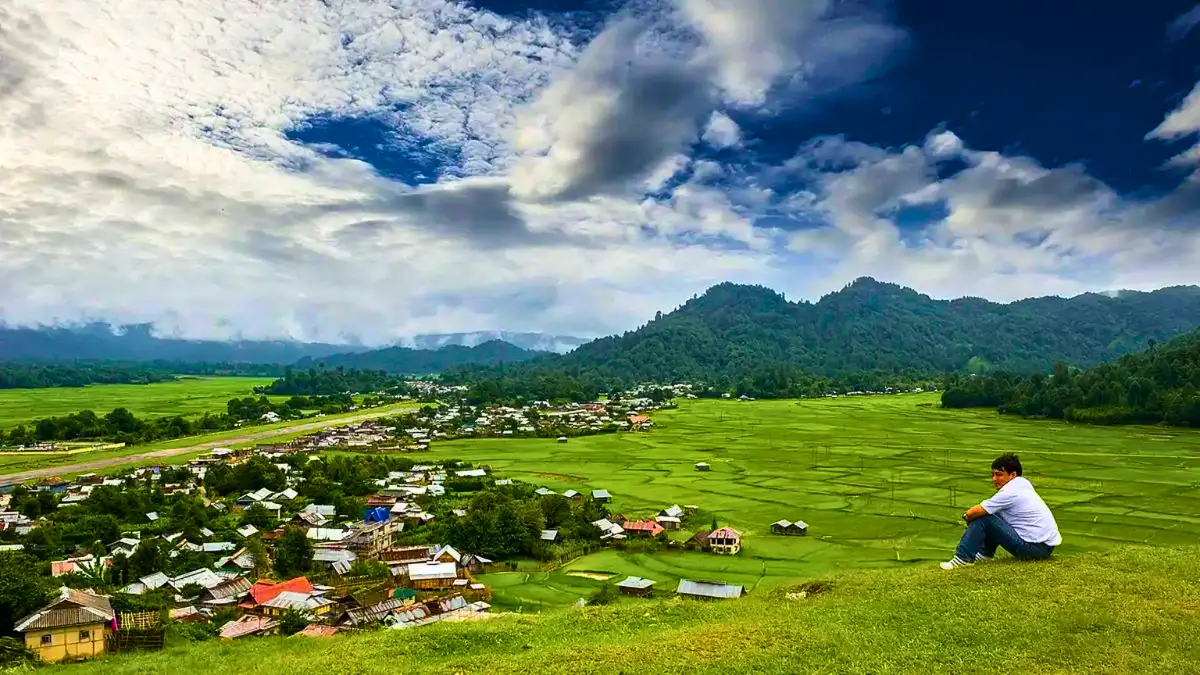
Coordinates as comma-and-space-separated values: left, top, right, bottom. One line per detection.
0, 0, 1197, 344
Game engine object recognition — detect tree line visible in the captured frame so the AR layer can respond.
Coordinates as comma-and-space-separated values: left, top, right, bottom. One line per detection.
941, 329, 1200, 426
254, 367, 407, 396
0, 361, 288, 390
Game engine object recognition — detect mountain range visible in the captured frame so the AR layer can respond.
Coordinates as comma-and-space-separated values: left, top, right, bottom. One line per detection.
488, 278, 1200, 383
5, 279, 1200, 378
0, 323, 366, 364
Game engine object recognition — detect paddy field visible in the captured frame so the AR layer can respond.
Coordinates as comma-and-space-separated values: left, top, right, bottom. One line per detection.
422, 393, 1200, 609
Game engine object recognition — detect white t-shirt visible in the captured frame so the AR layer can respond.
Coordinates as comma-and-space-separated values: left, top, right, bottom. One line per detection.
981, 476, 1063, 547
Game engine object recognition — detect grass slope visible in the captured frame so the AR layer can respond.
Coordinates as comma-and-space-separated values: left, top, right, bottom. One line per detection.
0, 376, 275, 428
425, 394, 1200, 609
47, 546, 1200, 674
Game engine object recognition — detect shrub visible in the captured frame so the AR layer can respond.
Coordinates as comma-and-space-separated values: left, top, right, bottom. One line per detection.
588, 583, 618, 606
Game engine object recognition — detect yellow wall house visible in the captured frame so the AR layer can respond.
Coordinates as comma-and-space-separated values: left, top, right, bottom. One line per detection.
15, 588, 115, 663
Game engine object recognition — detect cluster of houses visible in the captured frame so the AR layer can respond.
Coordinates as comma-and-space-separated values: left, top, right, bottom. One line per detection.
384, 396, 674, 445
15, 540, 495, 662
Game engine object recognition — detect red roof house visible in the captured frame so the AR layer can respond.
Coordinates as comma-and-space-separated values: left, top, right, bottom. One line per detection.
243, 577, 314, 609
622, 520, 664, 537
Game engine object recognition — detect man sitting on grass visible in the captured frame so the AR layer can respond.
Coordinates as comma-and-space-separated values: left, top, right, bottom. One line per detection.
941, 452, 1062, 569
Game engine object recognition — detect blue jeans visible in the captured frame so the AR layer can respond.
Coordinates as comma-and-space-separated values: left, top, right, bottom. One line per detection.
955, 515, 1054, 561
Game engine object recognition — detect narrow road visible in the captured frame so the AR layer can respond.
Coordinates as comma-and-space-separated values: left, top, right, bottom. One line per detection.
0, 408, 402, 486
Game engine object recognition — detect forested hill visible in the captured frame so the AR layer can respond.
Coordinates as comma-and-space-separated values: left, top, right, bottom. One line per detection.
942, 327, 1200, 426
0, 323, 363, 364
293, 339, 540, 373
463, 279, 1200, 384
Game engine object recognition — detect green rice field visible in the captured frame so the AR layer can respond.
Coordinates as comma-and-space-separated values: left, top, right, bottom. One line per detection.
0, 376, 275, 428
422, 393, 1200, 610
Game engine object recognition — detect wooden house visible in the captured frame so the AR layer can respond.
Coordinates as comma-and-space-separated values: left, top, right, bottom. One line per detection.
406, 562, 459, 590
592, 489, 612, 503
770, 520, 808, 536
15, 589, 115, 663
707, 527, 742, 555
617, 576, 656, 597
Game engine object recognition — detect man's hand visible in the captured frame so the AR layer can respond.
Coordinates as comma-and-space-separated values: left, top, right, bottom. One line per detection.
962, 504, 988, 522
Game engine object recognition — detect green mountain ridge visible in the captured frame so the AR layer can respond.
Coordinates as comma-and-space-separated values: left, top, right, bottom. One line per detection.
483, 278, 1200, 384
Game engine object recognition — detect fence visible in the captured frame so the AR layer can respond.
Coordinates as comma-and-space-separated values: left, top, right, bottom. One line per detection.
106, 628, 165, 654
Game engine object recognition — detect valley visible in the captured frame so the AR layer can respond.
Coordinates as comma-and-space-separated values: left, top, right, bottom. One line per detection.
425, 394, 1200, 608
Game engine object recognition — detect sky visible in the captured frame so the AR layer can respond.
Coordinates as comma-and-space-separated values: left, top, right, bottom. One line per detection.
1, 0, 1199, 344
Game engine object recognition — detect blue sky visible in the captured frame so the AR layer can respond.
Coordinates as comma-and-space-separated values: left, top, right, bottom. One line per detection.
1, 0, 1198, 343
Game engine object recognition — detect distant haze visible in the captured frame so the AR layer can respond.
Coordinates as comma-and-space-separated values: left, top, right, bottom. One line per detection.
401, 332, 588, 354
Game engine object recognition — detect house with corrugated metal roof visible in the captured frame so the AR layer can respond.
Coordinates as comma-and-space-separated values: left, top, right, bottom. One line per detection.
15, 588, 115, 663
771, 520, 808, 536
676, 579, 744, 600
617, 576, 656, 597
406, 562, 459, 590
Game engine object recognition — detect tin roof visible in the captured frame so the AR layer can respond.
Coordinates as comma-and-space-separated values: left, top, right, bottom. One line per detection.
15, 589, 114, 632
676, 580, 743, 599
617, 576, 655, 589
407, 562, 458, 581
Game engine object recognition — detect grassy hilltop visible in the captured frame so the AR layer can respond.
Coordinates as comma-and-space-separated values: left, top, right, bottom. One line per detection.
43, 546, 1200, 675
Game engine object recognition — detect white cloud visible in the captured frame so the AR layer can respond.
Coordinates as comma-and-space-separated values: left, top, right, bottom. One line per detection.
1, 0, 1194, 347
1148, 81, 1200, 171
677, 0, 905, 106
1168, 5, 1200, 41
702, 111, 742, 148
784, 128, 1199, 303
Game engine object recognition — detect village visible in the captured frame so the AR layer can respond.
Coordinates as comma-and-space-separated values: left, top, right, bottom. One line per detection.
0, 384, 809, 665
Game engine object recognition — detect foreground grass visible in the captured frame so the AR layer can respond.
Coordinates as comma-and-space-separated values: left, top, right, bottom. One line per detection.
0, 377, 276, 428
425, 394, 1200, 608
43, 546, 1200, 674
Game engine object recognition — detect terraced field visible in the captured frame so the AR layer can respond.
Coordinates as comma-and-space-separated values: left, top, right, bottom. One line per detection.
424, 393, 1200, 609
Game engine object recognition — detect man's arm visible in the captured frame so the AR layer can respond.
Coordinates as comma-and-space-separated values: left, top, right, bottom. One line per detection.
962, 504, 988, 522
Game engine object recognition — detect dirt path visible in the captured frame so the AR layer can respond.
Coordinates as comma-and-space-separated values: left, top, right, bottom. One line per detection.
0, 409, 401, 486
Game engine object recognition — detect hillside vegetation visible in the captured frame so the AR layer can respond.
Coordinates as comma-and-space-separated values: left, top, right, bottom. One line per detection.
943, 328, 1200, 425
453, 279, 1200, 392
43, 546, 1200, 674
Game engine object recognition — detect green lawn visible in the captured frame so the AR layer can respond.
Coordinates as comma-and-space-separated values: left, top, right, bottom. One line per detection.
0, 376, 276, 428
42, 545, 1200, 674
427, 394, 1200, 609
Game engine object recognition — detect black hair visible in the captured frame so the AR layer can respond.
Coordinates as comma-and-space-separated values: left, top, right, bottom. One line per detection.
992, 453, 1022, 476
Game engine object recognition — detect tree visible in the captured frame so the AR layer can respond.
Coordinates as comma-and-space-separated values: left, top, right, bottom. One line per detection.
274, 528, 314, 578
110, 553, 133, 588
278, 608, 309, 636
241, 503, 275, 530
130, 539, 166, 578
0, 551, 55, 636
243, 537, 272, 579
